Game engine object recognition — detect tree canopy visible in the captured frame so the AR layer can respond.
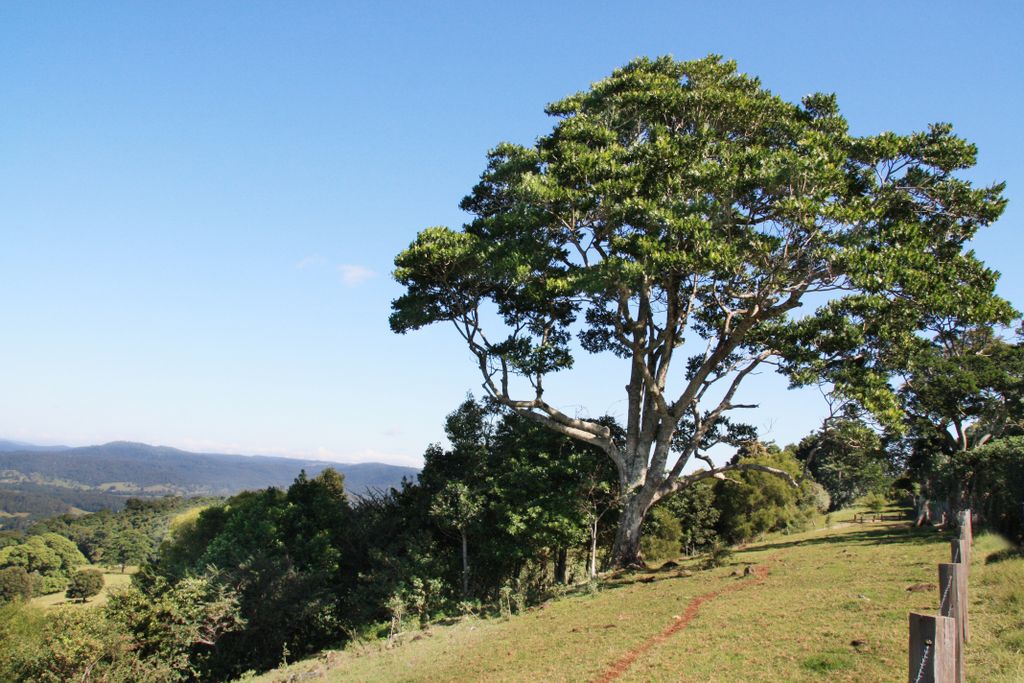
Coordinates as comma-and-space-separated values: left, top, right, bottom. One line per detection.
391, 55, 1013, 565
65, 568, 104, 603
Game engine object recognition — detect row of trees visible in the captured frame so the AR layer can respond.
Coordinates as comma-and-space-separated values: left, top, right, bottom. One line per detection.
0, 394, 844, 681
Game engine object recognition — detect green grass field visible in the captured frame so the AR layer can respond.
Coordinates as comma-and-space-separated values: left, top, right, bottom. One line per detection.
29, 566, 136, 610
244, 515, 1023, 682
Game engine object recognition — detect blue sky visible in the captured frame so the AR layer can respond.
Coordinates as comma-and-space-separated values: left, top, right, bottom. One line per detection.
2, 2, 1021, 467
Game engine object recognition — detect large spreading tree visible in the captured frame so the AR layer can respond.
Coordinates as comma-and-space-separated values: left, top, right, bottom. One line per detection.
390, 56, 1013, 567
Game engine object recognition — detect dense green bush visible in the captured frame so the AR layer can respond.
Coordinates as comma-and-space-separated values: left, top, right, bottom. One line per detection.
659, 481, 720, 556
640, 506, 683, 563
0, 532, 87, 596
0, 567, 33, 604
0, 605, 149, 682
945, 437, 1024, 543
714, 444, 818, 544
65, 568, 104, 602
142, 469, 355, 679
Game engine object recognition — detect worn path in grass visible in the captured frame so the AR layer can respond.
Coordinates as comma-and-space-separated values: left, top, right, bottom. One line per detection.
244, 516, 1023, 683
592, 562, 771, 683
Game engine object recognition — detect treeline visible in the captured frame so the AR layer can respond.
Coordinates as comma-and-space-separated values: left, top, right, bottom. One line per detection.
0, 441, 417, 499
35, 497, 216, 571
0, 399, 837, 682
0, 497, 210, 600
0, 483, 139, 530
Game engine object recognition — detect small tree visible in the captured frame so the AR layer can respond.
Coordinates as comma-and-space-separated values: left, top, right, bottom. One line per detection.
640, 506, 683, 563
65, 568, 104, 603
110, 529, 151, 573
430, 482, 483, 598
898, 324, 1023, 516
0, 566, 33, 603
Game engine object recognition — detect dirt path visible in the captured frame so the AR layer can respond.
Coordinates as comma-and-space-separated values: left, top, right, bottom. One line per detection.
591, 564, 771, 683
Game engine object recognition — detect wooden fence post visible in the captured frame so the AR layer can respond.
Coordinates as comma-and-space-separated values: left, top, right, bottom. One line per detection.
938, 563, 966, 683
950, 538, 969, 582
958, 509, 972, 550
909, 613, 957, 683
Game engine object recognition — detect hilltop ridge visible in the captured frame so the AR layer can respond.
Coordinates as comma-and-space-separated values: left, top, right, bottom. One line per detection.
0, 438, 418, 526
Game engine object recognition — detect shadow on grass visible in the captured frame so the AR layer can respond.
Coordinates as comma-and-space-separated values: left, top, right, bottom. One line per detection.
985, 545, 1024, 564
744, 522, 945, 555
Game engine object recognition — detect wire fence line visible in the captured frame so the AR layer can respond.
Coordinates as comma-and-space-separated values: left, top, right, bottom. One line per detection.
907, 509, 972, 683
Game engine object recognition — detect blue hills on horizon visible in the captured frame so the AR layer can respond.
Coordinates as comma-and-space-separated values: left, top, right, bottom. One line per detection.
0, 438, 419, 499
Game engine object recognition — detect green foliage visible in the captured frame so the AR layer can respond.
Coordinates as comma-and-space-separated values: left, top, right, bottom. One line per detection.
430, 482, 483, 536
0, 567, 33, 604
391, 54, 1013, 567
640, 506, 682, 563
795, 418, 891, 510
702, 540, 734, 570
107, 574, 244, 678
65, 568, 104, 602
896, 325, 1023, 505
713, 444, 816, 544
34, 496, 208, 567
803, 481, 832, 515
0, 532, 87, 594
144, 469, 354, 679
942, 436, 1024, 542
658, 481, 720, 555
0, 605, 154, 683
858, 492, 889, 514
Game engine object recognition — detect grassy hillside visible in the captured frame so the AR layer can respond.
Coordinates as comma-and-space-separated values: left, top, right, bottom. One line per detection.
244, 517, 1023, 682
29, 567, 135, 610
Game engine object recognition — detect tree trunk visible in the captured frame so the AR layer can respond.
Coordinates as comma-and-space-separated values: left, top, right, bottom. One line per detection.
915, 496, 930, 527
589, 518, 598, 579
610, 495, 649, 568
555, 547, 568, 584
460, 529, 469, 598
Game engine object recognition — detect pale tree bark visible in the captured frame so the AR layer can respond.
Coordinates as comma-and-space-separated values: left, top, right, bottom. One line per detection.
449, 278, 819, 568
460, 529, 469, 598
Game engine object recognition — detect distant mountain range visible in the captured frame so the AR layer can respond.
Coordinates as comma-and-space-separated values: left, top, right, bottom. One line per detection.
0, 439, 419, 527
0, 439, 70, 452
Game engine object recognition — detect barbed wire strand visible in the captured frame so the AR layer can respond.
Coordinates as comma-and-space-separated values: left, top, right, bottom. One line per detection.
913, 642, 932, 683
940, 571, 955, 613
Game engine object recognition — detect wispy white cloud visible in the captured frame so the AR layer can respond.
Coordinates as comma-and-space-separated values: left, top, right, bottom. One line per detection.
295, 254, 327, 270
337, 263, 375, 285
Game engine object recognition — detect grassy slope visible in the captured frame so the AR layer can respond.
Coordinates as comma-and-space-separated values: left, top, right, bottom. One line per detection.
29, 567, 136, 610
246, 516, 1023, 683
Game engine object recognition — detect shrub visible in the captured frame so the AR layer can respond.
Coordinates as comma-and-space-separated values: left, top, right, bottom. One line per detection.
947, 437, 1024, 543
640, 506, 683, 563
0, 567, 33, 603
65, 568, 104, 603
858, 492, 888, 515
702, 541, 734, 569
714, 444, 813, 544
803, 481, 832, 515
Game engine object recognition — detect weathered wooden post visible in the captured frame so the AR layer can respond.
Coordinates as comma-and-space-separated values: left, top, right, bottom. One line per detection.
957, 509, 972, 553
950, 538, 969, 583
938, 563, 967, 683
909, 613, 957, 683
